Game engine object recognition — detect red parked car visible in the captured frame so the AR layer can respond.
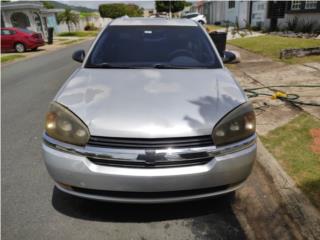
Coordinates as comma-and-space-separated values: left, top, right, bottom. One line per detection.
1, 27, 45, 53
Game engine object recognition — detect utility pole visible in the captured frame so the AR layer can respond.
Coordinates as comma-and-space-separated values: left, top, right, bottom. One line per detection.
169, 0, 172, 18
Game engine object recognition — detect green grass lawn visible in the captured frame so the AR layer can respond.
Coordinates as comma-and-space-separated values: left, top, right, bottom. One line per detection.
228, 35, 320, 64
58, 31, 99, 37
1, 54, 25, 63
260, 113, 320, 209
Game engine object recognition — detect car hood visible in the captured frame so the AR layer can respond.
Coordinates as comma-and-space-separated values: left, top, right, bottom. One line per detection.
55, 68, 246, 138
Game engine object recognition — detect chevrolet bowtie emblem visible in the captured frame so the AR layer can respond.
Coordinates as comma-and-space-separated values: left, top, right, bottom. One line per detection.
137, 150, 166, 165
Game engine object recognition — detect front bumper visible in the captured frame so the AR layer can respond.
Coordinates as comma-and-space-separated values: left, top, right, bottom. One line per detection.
42, 134, 256, 203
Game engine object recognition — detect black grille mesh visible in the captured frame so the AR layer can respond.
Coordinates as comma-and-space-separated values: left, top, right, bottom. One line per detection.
88, 135, 214, 149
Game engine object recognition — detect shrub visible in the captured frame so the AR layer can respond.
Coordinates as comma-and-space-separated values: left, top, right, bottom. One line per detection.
314, 24, 320, 34
225, 22, 230, 33
251, 22, 262, 31
287, 16, 299, 32
99, 3, 143, 18
298, 18, 316, 33
155, 1, 186, 13
244, 19, 252, 34
84, 23, 98, 31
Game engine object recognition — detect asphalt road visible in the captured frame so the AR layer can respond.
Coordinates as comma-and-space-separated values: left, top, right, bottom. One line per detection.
2, 41, 246, 240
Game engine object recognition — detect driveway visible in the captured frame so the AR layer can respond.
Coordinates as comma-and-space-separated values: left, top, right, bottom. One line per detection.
2, 40, 246, 240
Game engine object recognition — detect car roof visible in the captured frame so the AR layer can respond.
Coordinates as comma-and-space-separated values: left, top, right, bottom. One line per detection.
110, 17, 198, 27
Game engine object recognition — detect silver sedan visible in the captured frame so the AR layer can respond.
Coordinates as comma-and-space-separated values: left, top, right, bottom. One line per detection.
42, 17, 256, 203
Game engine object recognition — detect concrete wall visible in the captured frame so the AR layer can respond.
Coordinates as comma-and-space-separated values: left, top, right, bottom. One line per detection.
55, 17, 111, 33
202, 1, 250, 27
250, 1, 320, 31
225, 1, 250, 28
204, 1, 226, 24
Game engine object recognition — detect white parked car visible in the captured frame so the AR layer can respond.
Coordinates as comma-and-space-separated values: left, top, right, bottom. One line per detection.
182, 12, 207, 24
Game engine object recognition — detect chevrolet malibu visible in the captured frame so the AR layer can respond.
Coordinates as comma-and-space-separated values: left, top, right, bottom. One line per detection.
42, 18, 256, 203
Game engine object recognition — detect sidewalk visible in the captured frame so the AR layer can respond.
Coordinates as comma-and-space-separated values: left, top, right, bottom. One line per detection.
227, 44, 320, 135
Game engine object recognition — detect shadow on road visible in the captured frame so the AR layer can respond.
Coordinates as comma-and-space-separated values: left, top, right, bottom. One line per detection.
51, 187, 239, 223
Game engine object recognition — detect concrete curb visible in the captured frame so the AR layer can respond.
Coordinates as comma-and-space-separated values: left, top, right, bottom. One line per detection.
257, 138, 320, 240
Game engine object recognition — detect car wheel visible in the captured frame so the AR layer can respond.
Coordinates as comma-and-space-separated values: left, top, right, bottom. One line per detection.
31, 47, 38, 51
198, 20, 205, 25
15, 43, 25, 53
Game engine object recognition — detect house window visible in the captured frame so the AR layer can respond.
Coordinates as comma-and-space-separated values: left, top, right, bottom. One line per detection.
10, 12, 30, 28
291, 1, 302, 10
305, 0, 317, 9
228, 1, 235, 9
1, 29, 12, 35
257, 4, 265, 10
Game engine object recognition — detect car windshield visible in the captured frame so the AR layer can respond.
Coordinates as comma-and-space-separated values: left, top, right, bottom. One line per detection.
182, 14, 199, 19
86, 26, 221, 69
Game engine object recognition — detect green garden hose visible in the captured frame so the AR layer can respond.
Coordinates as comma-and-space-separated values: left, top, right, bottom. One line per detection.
244, 84, 320, 107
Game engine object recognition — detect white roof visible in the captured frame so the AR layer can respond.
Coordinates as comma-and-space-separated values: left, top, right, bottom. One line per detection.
110, 17, 198, 27
2, 2, 44, 10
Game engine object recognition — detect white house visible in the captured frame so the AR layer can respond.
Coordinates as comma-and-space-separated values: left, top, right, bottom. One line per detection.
250, 1, 320, 30
225, 1, 251, 28
200, 1, 226, 25
196, 0, 320, 31
195, 1, 251, 28
1, 1, 57, 39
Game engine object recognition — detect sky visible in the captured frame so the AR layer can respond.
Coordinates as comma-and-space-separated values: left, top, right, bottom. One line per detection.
63, 0, 156, 10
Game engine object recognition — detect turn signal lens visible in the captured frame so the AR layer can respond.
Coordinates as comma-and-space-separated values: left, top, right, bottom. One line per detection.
45, 102, 89, 146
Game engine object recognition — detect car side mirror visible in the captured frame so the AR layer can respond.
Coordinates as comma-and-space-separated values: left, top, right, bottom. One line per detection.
223, 50, 240, 64
72, 49, 85, 63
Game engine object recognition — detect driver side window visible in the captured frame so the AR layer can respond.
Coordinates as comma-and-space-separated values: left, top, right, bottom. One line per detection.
1, 30, 12, 35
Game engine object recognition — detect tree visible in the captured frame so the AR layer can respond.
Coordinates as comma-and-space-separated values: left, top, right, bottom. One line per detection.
156, 1, 187, 14
99, 3, 143, 18
43, 1, 54, 9
126, 4, 144, 17
57, 9, 80, 32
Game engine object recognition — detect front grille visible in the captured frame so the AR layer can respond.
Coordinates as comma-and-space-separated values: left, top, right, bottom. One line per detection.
87, 135, 214, 168
88, 135, 214, 149
87, 154, 212, 168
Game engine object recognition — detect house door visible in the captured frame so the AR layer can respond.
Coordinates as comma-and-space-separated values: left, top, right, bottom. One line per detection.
33, 12, 43, 33
268, 1, 286, 30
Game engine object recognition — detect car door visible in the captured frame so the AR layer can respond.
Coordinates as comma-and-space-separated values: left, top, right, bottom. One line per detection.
1, 29, 14, 50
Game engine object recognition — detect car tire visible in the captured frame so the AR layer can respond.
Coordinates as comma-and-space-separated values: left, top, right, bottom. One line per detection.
15, 43, 25, 53
198, 20, 205, 25
31, 47, 38, 51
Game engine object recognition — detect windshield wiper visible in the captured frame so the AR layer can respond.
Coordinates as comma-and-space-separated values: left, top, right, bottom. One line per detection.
152, 64, 214, 69
86, 62, 215, 69
152, 64, 194, 69
86, 62, 140, 69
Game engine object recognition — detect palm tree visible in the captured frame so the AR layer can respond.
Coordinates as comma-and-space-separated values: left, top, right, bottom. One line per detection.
57, 9, 79, 32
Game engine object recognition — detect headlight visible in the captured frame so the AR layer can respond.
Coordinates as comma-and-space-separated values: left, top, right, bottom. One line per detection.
45, 102, 90, 146
212, 102, 255, 146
